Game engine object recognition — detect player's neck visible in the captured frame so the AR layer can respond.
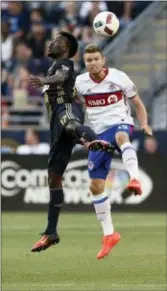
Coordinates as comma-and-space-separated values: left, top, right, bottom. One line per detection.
90, 68, 108, 83
54, 54, 69, 62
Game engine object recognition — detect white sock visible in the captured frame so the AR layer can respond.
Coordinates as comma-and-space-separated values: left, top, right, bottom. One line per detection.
91, 192, 114, 236
120, 142, 139, 179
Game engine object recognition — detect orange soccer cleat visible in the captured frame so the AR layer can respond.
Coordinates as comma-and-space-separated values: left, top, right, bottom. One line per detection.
31, 234, 60, 252
126, 178, 142, 196
97, 232, 121, 260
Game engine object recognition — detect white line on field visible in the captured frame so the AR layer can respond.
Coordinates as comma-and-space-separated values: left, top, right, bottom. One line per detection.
2, 222, 166, 231
2, 283, 166, 287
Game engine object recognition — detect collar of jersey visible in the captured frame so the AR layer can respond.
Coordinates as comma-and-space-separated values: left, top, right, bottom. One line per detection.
89, 68, 109, 84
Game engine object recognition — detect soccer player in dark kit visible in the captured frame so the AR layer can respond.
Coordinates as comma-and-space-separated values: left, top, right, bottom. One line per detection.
29, 31, 113, 252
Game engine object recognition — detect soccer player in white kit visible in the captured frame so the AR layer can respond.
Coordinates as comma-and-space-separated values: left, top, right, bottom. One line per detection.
75, 44, 152, 260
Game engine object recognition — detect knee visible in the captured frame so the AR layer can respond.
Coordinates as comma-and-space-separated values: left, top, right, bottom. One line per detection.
115, 131, 130, 146
65, 120, 80, 137
89, 179, 105, 195
48, 172, 62, 189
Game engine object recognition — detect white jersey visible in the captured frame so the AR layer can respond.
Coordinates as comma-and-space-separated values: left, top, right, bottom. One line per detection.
75, 68, 137, 134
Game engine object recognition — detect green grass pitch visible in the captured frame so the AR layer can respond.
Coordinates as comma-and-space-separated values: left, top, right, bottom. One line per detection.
2, 212, 166, 291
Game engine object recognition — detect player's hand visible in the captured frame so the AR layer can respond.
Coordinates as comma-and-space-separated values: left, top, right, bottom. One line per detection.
29, 75, 44, 88
142, 125, 153, 136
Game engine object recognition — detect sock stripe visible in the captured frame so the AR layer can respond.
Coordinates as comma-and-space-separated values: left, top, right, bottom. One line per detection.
122, 146, 135, 155
93, 196, 108, 204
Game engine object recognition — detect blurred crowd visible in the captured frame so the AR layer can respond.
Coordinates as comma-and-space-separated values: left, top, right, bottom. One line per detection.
1, 1, 152, 128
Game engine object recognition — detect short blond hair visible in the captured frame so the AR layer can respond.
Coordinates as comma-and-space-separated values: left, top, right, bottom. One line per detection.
84, 44, 103, 55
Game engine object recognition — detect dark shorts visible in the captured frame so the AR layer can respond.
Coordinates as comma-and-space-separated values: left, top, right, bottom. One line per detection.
48, 102, 84, 176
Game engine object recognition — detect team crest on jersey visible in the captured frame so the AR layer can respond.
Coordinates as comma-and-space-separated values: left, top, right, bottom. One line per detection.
108, 84, 119, 91
87, 89, 91, 93
62, 65, 69, 71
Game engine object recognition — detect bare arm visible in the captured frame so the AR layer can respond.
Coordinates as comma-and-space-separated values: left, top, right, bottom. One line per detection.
29, 70, 69, 88
131, 94, 152, 135
41, 70, 69, 85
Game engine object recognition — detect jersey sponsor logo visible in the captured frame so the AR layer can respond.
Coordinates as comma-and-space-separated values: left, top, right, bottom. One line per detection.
85, 91, 122, 107
87, 99, 106, 106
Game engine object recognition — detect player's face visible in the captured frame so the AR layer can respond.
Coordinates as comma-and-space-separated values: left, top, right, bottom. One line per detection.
48, 35, 68, 58
84, 52, 105, 74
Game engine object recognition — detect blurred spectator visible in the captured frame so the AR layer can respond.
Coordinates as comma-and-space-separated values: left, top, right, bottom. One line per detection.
7, 42, 32, 73
5, 43, 42, 98
27, 57, 50, 76
16, 128, 49, 154
29, 7, 51, 37
26, 40, 51, 76
12, 67, 41, 97
1, 99, 10, 129
1, 62, 10, 97
120, 1, 133, 27
2, 1, 29, 39
2, 20, 13, 62
26, 22, 49, 59
81, 1, 108, 27
79, 1, 108, 21
7, 41, 50, 76
106, 1, 133, 28
30, 8, 44, 24
59, 2, 81, 38
106, 1, 152, 26
143, 136, 159, 154
44, 2, 64, 26
78, 1, 111, 50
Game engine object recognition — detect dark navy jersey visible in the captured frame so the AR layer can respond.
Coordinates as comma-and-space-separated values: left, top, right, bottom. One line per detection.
43, 59, 76, 115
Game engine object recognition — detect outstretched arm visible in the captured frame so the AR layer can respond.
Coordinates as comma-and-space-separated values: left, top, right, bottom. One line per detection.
131, 94, 152, 136
29, 70, 69, 88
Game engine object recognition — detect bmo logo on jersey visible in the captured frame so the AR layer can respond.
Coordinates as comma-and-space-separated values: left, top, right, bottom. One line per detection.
85, 91, 122, 107
87, 99, 105, 106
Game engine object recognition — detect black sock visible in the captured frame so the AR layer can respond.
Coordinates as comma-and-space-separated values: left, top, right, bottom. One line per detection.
44, 188, 64, 235
75, 125, 98, 142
